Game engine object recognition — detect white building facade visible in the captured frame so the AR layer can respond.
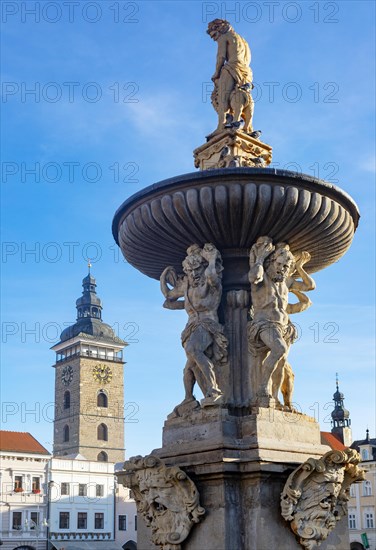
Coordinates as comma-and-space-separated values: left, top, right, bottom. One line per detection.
349, 431, 376, 550
0, 431, 50, 550
48, 456, 120, 548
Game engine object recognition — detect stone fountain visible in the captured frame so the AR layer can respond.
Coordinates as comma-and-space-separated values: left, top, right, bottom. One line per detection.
114, 19, 364, 550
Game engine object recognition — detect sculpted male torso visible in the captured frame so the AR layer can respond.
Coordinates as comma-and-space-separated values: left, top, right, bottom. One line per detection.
248, 238, 314, 401
161, 244, 227, 409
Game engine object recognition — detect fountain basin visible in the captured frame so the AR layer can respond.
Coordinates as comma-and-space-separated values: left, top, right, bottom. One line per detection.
112, 168, 359, 281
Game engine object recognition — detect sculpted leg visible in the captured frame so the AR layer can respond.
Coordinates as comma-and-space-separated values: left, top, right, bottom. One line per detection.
258, 327, 287, 397
184, 329, 222, 399
216, 72, 235, 131
281, 362, 295, 411
183, 360, 196, 401
271, 358, 285, 408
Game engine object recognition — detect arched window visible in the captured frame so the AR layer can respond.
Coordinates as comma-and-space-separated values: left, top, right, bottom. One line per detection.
362, 448, 369, 460
97, 391, 108, 408
97, 423, 108, 441
97, 451, 108, 462
63, 390, 70, 409
63, 425, 70, 442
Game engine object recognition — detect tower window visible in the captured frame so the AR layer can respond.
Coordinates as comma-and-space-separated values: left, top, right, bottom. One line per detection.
63, 425, 70, 442
64, 390, 70, 409
97, 451, 108, 462
97, 423, 108, 441
97, 391, 108, 408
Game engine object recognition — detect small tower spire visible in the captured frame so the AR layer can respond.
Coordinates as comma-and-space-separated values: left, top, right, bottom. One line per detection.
331, 374, 352, 446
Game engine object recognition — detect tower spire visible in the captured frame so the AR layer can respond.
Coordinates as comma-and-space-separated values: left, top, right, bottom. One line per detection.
331, 374, 352, 446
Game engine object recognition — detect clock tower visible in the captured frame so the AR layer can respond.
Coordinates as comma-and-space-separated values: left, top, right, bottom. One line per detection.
52, 270, 127, 463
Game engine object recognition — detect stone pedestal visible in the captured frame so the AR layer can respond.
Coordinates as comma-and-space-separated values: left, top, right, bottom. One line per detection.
132, 408, 350, 550
193, 129, 272, 170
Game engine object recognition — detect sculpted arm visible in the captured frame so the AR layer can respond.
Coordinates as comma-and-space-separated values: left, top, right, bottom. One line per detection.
287, 289, 312, 314
248, 238, 275, 284
160, 267, 185, 310
212, 35, 227, 81
289, 251, 316, 292
201, 244, 221, 288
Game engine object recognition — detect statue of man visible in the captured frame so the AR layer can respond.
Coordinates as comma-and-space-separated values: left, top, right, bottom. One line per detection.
161, 244, 227, 408
207, 19, 254, 135
248, 237, 315, 403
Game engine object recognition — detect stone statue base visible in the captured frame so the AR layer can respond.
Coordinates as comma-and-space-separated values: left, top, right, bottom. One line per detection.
193, 129, 272, 170
134, 407, 350, 550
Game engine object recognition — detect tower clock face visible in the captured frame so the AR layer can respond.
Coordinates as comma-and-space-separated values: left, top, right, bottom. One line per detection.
61, 365, 73, 386
92, 364, 113, 384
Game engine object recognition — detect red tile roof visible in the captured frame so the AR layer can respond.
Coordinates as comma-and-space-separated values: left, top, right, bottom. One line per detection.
320, 431, 346, 451
0, 431, 50, 455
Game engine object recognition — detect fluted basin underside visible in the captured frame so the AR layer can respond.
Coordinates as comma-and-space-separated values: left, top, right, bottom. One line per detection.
113, 168, 359, 280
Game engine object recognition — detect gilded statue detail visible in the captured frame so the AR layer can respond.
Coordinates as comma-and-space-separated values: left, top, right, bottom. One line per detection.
281, 449, 365, 549
248, 237, 315, 409
117, 455, 205, 550
161, 244, 227, 414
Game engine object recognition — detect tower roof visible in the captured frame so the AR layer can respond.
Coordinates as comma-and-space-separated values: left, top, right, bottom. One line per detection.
58, 270, 125, 346
331, 374, 350, 424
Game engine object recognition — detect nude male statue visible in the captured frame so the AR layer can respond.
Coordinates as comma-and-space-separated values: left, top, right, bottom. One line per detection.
161, 244, 227, 409
207, 19, 254, 135
248, 237, 315, 404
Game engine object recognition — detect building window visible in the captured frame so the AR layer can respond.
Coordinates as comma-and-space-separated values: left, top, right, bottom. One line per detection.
59, 512, 70, 529
350, 484, 356, 497
96, 484, 104, 497
348, 513, 356, 529
135, 515, 137, 531
78, 484, 87, 497
365, 512, 374, 529
362, 449, 369, 460
363, 480, 372, 496
14, 475, 23, 491
97, 423, 108, 441
61, 482, 70, 496
63, 424, 70, 442
12, 511, 22, 530
32, 477, 40, 492
30, 511, 40, 528
64, 390, 71, 409
95, 513, 104, 529
97, 451, 108, 462
97, 391, 108, 408
118, 515, 127, 531
77, 512, 87, 529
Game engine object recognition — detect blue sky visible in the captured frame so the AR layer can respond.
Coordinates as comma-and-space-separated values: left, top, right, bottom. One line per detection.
1, 0, 375, 458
